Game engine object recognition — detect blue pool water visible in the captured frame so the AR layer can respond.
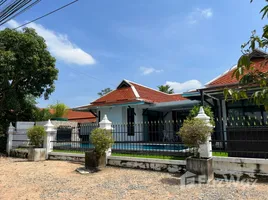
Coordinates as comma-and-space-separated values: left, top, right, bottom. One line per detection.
56, 143, 186, 151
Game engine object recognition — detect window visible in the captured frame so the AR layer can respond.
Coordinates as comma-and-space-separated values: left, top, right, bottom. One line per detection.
98, 111, 101, 123
127, 107, 135, 136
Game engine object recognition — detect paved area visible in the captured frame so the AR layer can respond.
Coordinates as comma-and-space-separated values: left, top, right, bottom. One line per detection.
0, 157, 268, 200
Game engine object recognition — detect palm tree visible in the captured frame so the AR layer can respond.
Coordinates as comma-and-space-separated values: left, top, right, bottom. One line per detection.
157, 85, 174, 94
98, 88, 112, 96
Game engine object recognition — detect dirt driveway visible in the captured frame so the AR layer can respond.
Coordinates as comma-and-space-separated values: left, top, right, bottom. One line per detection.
1, 157, 268, 200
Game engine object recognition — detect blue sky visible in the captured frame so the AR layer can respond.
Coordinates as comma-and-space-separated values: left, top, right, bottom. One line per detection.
4, 0, 267, 107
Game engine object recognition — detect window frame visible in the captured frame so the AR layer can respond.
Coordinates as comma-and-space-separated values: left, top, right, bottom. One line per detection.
127, 107, 135, 136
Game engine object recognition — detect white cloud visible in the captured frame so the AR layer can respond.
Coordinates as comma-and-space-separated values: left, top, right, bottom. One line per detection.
140, 66, 163, 75
200, 8, 213, 18
6, 20, 96, 66
165, 80, 202, 93
187, 8, 213, 24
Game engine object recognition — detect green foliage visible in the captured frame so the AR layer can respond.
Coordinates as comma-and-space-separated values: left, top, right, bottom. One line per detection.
27, 126, 46, 147
178, 118, 213, 157
49, 102, 68, 118
188, 105, 215, 126
0, 27, 58, 127
112, 153, 185, 160
90, 128, 114, 156
32, 108, 52, 121
224, 1, 268, 110
157, 85, 174, 94
98, 88, 112, 96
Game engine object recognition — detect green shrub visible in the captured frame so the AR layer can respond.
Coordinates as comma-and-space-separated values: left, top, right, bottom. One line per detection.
188, 105, 215, 126
90, 128, 114, 156
27, 126, 46, 147
49, 102, 68, 118
178, 118, 213, 157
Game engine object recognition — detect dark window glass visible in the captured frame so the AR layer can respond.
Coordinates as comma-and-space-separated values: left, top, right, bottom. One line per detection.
127, 108, 135, 136
98, 111, 101, 123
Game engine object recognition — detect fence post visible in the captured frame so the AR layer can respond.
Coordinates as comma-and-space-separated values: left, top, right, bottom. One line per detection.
6, 123, 15, 156
195, 107, 213, 158
44, 120, 56, 159
99, 115, 113, 157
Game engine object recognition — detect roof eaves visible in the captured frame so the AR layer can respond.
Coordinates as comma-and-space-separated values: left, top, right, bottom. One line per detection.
205, 64, 237, 86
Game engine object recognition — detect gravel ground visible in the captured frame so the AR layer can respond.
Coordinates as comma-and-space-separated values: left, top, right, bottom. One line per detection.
1, 157, 268, 200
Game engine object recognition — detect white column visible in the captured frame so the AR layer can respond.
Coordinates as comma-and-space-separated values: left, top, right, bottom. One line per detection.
195, 107, 213, 158
44, 120, 56, 159
6, 123, 15, 156
99, 115, 113, 157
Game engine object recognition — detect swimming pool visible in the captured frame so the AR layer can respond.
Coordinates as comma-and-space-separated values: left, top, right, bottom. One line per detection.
54, 142, 187, 152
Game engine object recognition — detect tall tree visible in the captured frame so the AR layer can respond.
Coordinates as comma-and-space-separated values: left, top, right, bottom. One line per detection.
0, 27, 58, 135
224, 1, 268, 110
98, 88, 112, 96
157, 85, 174, 94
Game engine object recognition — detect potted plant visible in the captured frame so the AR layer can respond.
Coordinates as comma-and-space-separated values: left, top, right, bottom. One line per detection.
27, 126, 46, 161
85, 128, 114, 170
178, 118, 214, 183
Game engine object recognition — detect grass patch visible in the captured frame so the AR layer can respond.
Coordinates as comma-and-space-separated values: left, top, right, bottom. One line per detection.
32, 149, 229, 158
53, 149, 84, 154
111, 153, 185, 160
213, 152, 228, 157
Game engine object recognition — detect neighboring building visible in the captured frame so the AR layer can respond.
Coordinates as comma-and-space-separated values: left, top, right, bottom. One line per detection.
75, 79, 199, 141
63, 110, 96, 123
46, 109, 96, 123
183, 49, 268, 142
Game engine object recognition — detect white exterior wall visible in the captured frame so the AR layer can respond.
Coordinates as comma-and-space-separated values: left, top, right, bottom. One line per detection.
98, 105, 144, 142
98, 106, 124, 124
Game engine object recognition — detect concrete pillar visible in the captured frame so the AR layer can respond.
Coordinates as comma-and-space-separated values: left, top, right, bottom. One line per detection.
195, 107, 213, 158
99, 115, 113, 157
6, 123, 15, 156
44, 120, 56, 159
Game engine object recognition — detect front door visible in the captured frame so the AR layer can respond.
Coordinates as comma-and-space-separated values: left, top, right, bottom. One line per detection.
147, 110, 163, 142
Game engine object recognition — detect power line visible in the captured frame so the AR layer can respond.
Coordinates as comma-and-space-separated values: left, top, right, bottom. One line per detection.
13, 0, 78, 30
64, 65, 116, 88
7, 0, 116, 89
0, 0, 41, 26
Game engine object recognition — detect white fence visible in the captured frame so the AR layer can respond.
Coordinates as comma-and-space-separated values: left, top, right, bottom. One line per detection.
12, 122, 35, 148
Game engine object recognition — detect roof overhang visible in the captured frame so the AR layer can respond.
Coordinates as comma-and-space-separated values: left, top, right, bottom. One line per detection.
148, 100, 200, 111
73, 101, 148, 111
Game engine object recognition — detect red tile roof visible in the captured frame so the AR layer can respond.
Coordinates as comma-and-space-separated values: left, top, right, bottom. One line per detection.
47, 109, 96, 123
85, 80, 187, 108
93, 87, 137, 105
130, 82, 187, 103
64, 110, 96, 122
206, 58, 268, 87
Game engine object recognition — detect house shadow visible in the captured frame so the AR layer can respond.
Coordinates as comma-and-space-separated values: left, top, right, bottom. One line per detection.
13, 160, 31, 163
160, 177, 180, 185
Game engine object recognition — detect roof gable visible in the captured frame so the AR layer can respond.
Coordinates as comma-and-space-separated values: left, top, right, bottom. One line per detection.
89, 80, 187, 107
129, 81, 186, 103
